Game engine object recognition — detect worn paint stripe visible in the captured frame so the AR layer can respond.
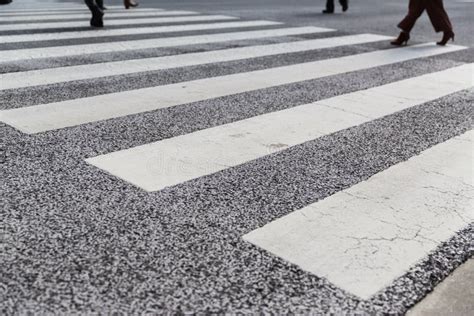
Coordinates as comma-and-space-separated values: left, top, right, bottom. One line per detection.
243, 129, 474, 299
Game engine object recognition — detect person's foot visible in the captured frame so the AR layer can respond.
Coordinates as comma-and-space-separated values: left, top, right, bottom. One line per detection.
322, 9, 334, 14
90, 7, 104, 27
90, 16, 104, 27
340, 0, 349, 12
437, 30, 455, 46
390, 32, 410, 46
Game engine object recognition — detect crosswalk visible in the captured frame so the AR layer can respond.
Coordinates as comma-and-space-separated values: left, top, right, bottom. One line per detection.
0, 10, 199, 22
1, 3, 472, 304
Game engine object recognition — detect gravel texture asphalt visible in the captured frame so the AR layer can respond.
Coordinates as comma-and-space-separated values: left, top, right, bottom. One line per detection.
1, 0, 473, 314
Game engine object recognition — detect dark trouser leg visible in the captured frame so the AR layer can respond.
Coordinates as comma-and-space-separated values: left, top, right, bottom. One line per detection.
84, 0, 104, 27
84, 0, 96, 11
325, 0, 335, 11
397, 0, 425, 33
425, 0, 453, 32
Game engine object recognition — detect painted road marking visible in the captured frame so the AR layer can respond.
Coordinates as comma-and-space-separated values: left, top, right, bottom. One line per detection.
0, 44, 465, 134
0, 34, 390, 90
0, 27, 331, 62
0, 20, 282, 44
243, 130, 474, 300
84, 64, 473, 191
0, 7, 162, 15
0, 15, 238, 32
0, 8, 161, 16
0, 10, 198, 22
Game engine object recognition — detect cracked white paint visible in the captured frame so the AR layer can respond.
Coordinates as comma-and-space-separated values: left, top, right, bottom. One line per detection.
0, 15, 238, 32
0, 34, 389, 90
83, 64, 473, 192
243, 130, 474, 300
0, 44, 465, 134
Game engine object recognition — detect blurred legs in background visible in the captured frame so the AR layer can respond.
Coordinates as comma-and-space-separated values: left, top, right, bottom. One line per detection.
84, 0, 104, 27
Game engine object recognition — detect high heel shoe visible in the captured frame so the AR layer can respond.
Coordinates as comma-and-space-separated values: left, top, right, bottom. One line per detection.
124, 0, 138, 9
390, 32, 410, 46
437, 31, 455, 46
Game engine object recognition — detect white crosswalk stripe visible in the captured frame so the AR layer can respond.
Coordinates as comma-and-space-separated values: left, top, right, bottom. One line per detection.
0, 7, 161, 15
0, 34, 390, 90
1, 6, 472, 302
243, 129, 474, 299
85, 64, 473, 192
0, 43, 464, 133
0, 27, 332, 62
0, 15, 239, 32
0, 20, 283, 44
0, 10, 198, 22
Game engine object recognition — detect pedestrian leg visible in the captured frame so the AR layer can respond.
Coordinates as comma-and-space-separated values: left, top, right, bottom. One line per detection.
323, 0, 335, 13
424, 0, 453, 33
84, 0, 104, 27
391, 0, 424, 45
96, 0, 107, 10
424, 0, 454, 45
397, 0, 426, 33
339, 0, 349, 12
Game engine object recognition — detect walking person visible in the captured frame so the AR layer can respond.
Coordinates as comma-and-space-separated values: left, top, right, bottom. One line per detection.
391, 0, 454, 46
322, 0, 349, 14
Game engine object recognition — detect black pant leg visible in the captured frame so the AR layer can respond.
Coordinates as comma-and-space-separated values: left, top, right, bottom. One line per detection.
84, 0, 95, 10
326, 0, 335, 11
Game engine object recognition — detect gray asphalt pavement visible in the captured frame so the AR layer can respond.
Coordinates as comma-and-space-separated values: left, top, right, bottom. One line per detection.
134, 0, 474, 46
1, 0, 473, 314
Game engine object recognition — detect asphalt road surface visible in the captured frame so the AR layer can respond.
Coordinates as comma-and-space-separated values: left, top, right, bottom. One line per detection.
1, 0, 473, 314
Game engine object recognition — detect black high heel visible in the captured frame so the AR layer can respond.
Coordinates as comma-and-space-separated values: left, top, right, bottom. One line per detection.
437, 31, 455, 46
391, 32, 410, 46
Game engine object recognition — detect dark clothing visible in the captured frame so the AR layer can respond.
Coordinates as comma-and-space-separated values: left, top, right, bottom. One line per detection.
398, 0, 452, 33
84, 0, 102, 11
325, 0, 348, 11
